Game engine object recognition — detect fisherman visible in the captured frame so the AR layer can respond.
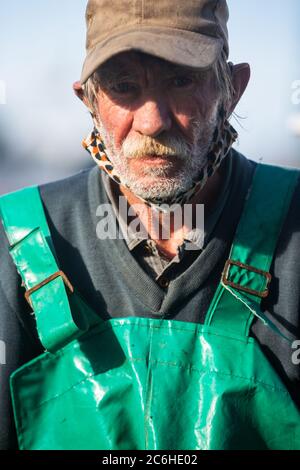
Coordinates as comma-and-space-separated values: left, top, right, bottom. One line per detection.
0, 0, 300, 449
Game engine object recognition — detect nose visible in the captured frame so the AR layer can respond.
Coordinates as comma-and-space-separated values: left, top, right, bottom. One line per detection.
132, 95, 172, 137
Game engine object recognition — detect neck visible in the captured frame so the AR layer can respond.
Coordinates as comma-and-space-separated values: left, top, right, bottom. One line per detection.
117, 160, 226, 259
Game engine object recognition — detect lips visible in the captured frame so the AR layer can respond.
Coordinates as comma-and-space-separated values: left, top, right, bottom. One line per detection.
138, 155, 175, 163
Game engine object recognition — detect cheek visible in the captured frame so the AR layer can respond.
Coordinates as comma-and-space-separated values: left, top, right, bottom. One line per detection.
194, 85, 221, 119
96, 96, 133, 149
170, 97, 201, 140
175, 98, 220, 143
170, 85, 220, 132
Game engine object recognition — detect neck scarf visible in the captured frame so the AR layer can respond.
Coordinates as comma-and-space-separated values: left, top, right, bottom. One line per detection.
82, 108, 238, 212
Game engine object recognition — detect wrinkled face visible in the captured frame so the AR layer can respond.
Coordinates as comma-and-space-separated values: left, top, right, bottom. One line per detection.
92, 51, 222, 202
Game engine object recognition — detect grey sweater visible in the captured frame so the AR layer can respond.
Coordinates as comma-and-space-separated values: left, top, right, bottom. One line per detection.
0, 149, 299, 449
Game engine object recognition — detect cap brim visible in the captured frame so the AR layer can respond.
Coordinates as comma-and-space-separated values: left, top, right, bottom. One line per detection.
80, 26, 223, 84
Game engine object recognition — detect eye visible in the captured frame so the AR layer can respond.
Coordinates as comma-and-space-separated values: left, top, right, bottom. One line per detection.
111, 82, 138, 94
171, 76, 195, 88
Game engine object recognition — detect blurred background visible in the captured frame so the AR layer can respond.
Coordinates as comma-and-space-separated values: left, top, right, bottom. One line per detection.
0, 0, 300, 194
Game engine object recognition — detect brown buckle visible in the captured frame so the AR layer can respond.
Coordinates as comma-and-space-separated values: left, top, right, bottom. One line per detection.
221, 259, 272, 299
24, 270, 74, 307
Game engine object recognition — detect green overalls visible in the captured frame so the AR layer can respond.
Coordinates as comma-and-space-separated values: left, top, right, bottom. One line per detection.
0, 163, 300, 450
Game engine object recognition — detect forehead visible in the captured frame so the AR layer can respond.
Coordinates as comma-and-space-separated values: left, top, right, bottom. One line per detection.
97, 51, 204, 78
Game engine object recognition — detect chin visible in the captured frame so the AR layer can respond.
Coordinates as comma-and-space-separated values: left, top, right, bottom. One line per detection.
131, 164, 184, 180
127, 175, 193, 202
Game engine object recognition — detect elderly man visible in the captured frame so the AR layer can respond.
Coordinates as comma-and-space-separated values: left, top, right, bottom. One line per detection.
0, 0, 300, 450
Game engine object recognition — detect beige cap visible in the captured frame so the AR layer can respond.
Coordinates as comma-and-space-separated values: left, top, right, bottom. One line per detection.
80, 0, 229, 84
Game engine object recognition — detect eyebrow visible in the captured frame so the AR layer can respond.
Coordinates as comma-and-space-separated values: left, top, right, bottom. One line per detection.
99, 66, 201, 81
96, 65, 140, 86
96, 59, 209, 87
162, 66, 201, 78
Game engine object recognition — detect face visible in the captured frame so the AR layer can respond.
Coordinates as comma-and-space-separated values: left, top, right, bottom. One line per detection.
91, 51, 222, 202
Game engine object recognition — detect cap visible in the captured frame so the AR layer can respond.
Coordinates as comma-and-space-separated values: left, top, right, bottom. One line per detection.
80, 0, 229, 84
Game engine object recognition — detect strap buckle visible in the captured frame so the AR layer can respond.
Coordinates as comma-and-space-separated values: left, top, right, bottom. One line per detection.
24, 270, 74, 307
222, 259, 272, 299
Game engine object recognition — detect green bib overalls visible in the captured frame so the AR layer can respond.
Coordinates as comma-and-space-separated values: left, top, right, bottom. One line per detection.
0, 163, 300, 450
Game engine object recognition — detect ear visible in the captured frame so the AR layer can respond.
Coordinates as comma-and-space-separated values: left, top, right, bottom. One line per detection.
73, 80, 91, 109
227, 63, 251, 115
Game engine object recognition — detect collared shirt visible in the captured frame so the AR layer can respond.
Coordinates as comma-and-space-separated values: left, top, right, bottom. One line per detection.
101, 154, 233, 286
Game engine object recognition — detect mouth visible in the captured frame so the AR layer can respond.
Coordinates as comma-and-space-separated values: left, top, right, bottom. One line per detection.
137, 155, 176, 164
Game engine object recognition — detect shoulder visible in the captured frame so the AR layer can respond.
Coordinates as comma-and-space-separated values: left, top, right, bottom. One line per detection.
0, 165, 98, 218
0, 165, 103, 248
230, 149, 300, 196
0, 164, 101, 304
230, 148, 257, 171
38, 166, 94, 211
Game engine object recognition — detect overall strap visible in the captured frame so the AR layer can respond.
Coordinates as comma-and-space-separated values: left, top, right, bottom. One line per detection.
205, 163, 299, 340
0, 186, 99, 352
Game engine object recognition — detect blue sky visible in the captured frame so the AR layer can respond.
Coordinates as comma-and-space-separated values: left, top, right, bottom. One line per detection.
0, 0, 299, 183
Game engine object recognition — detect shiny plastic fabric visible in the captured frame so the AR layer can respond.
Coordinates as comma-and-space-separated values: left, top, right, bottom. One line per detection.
10, 316, 300, 450
1, 163, 300, 450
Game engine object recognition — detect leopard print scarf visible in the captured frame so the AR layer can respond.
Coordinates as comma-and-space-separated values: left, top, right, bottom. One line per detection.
82, 107, 238, 212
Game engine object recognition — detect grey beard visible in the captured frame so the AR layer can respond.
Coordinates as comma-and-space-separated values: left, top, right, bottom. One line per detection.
121, 139, 216, 203
94, 108, 219, 203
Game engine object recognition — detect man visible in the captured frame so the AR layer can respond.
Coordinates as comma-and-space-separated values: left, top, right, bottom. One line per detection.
0, 0, 299, 450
